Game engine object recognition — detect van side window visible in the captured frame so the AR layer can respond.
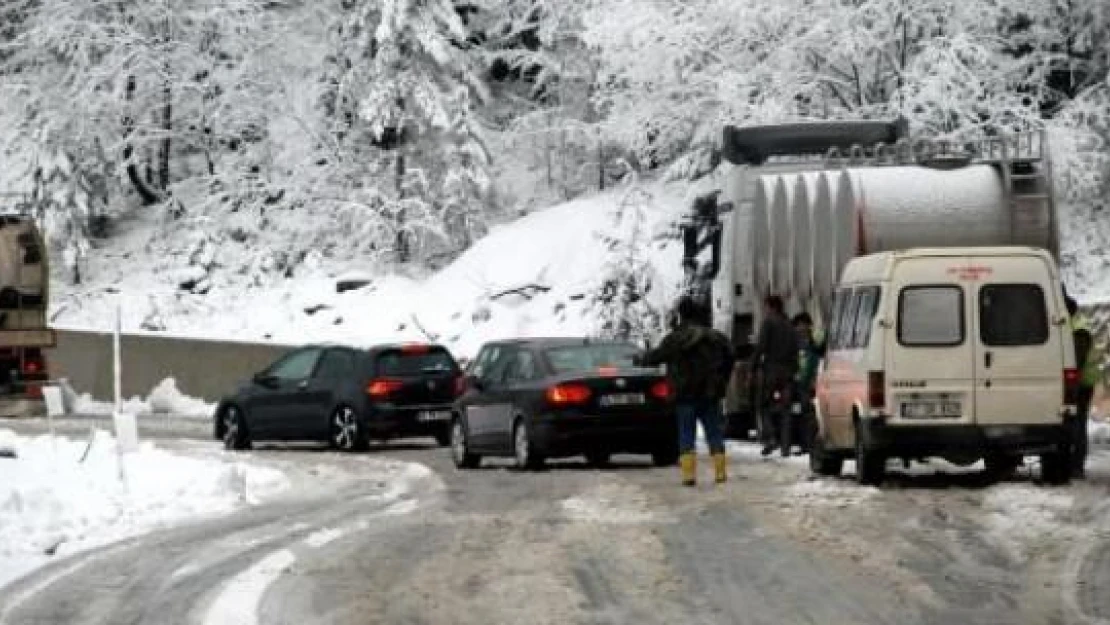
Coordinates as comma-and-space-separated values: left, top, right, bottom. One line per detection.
898, 285, 964, 347
829, 288, 852, 350
980, 284, 1049, 346
850, 286, 881, 348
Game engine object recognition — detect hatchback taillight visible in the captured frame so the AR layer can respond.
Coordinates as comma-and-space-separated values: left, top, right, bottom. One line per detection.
867, 371, 885, 410
546, 383, 591, 406
454, 375, 467, 397
1064, 368, 1080, 404
366, 378, 404, 399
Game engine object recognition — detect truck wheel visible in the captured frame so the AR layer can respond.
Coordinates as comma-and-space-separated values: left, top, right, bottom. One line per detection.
1041, 450, 1072, 486
854, 424, 885, 486
984, 454, 1021, 479
809, 433, 843, 477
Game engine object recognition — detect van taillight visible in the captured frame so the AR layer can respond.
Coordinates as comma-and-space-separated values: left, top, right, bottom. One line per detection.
1064, 368, 1080, 404
867, 371, 885, 410
649, 380, 672, 401
546, 383, 591, 406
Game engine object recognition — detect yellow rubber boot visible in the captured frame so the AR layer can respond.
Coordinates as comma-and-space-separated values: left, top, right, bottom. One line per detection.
680, 453, 697, 487
713, 453, 728, 484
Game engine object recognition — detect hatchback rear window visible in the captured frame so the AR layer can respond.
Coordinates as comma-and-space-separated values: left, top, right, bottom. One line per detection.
980, 284, 1049, 346
544, 344, 640, 374
376, 349, 458, 377
898, 285, 964, 347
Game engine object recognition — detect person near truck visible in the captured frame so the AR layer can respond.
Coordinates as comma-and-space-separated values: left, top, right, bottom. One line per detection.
792, 312, 824, 453
1066, 296, 1098, 478
751, 295, 799, 457
639, 296, 735, 486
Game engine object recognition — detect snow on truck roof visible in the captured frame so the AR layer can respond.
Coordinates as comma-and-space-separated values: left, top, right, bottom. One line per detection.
839, 247, 1057, 284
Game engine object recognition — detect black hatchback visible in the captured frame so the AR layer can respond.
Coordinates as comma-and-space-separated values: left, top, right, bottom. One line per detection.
449, 338, 679, 470
215, 343, 462, 451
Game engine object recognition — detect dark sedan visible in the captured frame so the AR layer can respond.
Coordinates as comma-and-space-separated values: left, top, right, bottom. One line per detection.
449, 338, 679, 470
215, 343, 462, 451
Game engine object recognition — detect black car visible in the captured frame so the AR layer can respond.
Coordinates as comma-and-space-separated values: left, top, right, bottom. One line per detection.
449, 338, 679, 470
214, 343, 462, 451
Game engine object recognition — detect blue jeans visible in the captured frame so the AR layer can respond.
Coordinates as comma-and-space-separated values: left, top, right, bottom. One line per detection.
677, 400, 725, 455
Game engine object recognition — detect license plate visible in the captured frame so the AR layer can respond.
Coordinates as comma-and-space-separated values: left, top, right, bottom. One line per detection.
599, 393, 645, 407
417, 410, 452, 422
900, 401, 961, 419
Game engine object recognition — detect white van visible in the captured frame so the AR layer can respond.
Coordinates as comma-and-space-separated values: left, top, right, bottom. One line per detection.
809, 247, 1078, 486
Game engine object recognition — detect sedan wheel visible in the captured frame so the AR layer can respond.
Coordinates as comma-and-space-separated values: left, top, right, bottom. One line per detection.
331, 406, 367, 452
451, 418, 481, 469
514, 420, 544, 471
222, 406, 251, 451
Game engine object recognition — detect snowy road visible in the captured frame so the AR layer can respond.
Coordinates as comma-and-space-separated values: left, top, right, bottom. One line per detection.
3, 418, 1110, 624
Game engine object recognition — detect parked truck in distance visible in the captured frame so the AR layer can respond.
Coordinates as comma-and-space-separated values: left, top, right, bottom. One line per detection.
682, 120, 1061, 444
0, 215, 53, 416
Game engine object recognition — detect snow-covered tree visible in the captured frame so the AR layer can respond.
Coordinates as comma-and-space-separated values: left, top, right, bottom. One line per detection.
590, 183, 666, 346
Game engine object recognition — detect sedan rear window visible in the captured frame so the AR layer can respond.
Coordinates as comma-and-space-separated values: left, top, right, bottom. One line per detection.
980, 284, 1049, 346
376, 349, 458, 377
898, 285, 964, 347
544, 344, 640, 374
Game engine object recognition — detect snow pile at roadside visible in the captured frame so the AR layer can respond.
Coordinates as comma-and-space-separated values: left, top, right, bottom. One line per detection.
0, 429, 289, 588
67, 377, 215, 419
52, 179, 709, 357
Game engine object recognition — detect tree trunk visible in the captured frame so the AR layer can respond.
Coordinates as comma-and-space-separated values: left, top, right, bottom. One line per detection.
158, 76, 172, 192
395, 151, 410, 263
122, 75, 163, 205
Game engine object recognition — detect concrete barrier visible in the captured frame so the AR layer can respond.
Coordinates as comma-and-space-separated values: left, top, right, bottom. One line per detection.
49, 329, 295, 403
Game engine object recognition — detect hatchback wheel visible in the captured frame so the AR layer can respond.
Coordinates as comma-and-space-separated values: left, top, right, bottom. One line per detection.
451, 417, 481, 469
330, 406, 368, 452
222, 406, 252, 451
514, 419, 545, 471
809, 432, 843, 477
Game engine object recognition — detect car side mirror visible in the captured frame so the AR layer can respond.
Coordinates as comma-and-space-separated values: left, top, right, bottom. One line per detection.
253, 372, 277, 388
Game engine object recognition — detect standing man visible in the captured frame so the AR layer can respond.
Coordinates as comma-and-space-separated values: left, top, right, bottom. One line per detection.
1067, 296, 1099, 478
751, 295, 799, 457
640, 296, 735, 486
792, 312, 824, 453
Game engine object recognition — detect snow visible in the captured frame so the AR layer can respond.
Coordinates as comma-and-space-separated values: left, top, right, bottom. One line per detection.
561, 482, 671, 524
0, 429, 290, 589
53, 179, 707, 358
66, 377, 215, 419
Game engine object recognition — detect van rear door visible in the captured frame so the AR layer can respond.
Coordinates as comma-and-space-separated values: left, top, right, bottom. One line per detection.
886, 256, 976, 426
972, 255, 1064, 426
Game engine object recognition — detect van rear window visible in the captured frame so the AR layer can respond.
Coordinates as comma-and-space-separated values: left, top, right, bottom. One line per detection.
898, 286, 964, 347
980, 284, 1049, 346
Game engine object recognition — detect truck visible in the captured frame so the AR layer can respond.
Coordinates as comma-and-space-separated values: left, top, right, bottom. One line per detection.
681, 120, 1060, 440
0, 215, 54, 416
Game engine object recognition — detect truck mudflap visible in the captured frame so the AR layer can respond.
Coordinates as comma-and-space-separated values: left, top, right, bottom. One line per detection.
859, 416, 1071, 457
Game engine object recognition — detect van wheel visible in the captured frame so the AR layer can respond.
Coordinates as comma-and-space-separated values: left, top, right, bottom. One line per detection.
1041, 449, 1072, 486
809, 433, 843, 477
854, 424, 885, 486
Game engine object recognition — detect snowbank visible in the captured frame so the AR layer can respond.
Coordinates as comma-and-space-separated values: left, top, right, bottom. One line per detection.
0, 429, 289, 589
68, 377, 215, 419
52, 179, 711, 358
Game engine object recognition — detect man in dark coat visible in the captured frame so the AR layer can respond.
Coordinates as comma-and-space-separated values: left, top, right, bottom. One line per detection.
640, 296, 735, 486
751, 295, 799, 457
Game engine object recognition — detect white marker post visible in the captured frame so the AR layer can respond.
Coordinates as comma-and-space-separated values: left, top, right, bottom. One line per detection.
111, 298, 137, 490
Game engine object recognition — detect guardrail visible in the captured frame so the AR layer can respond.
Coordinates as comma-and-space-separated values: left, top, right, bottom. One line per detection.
49, 329, 294, 404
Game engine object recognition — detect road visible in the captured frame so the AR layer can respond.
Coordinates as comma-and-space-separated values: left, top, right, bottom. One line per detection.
2, 416, 1110, 624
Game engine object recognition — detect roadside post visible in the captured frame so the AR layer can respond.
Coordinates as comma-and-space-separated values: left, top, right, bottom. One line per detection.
112, 298, 138, 489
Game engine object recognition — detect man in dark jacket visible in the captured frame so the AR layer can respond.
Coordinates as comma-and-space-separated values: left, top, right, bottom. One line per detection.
641, 296, 735, 486
751, 295, 799, 457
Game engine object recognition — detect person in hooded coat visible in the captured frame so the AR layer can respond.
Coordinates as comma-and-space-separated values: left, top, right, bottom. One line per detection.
640, 296, 735, 486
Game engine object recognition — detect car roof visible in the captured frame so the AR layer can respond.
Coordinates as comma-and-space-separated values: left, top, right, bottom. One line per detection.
299, 342, 451, 354
480, 337, 637, 350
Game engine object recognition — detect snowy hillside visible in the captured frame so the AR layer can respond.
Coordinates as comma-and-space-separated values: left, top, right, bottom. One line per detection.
51, 179, 714, 357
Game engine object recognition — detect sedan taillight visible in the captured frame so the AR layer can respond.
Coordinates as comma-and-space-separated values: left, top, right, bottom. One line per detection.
649, 380, 672, 401
546, 383, 591, 406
